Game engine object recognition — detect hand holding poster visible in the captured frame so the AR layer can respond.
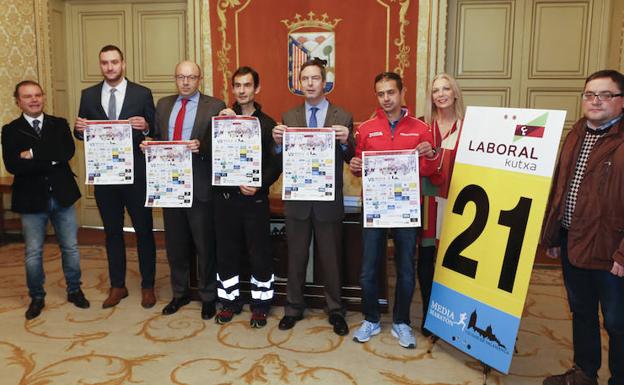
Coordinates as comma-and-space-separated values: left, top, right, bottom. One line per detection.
144, 141, 193, 208
84, 120, 133, 184
425, 107, 565, 373
362, 149, 421, 228
282, 127, 335, 201
212, 116, 262, 187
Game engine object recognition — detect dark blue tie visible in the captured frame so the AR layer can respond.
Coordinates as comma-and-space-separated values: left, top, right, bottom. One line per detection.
309, 107, 319, 128
33, 119, 41, 136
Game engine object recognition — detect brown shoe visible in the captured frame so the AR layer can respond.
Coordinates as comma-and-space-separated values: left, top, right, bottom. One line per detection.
543, 367, 598, 385
141, 288, 156, 309
102, 287, 129, 309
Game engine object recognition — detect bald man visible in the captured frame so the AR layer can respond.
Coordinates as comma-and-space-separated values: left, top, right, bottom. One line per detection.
144, 61, 226, 319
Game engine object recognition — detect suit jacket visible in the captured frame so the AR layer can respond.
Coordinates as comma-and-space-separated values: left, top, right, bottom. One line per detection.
153, 93, 226, 201
281, 103, 355, 221
2, 114, 81, 213
74, 79, 155, 183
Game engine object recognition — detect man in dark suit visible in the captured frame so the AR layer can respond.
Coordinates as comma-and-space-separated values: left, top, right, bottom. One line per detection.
74, 45, 157, 309
143, 60, 225, 319
272, 58, 355, 336
2, 80, 90, 320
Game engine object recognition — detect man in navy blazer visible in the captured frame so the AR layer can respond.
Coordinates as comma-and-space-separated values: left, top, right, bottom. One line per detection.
74, 45, 157, 309
2, 80, 89, 320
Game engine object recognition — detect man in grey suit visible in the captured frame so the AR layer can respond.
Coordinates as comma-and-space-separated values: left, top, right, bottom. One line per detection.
142, 61, 225, 319
272, 58, 354, 336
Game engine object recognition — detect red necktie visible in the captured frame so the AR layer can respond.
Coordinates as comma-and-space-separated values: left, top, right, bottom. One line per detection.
173, 98, 188, 141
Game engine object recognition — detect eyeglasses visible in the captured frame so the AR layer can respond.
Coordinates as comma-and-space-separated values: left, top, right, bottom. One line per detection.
175, 75, 200, 81
581, 91, 623, 101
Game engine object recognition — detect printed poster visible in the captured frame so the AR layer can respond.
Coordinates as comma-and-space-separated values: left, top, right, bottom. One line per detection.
84, 120, 133, 184
282, 128, 335, 201
362, 149, 421, 228
144, 141, 193, 208
212, 116, 262, 187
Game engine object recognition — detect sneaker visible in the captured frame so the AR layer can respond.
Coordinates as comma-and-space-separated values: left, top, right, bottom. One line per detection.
391, 323, 416, 349
543, 367, 598, 385
250, 309, 268, 328
352, 320, 381, 343
215, 307, 240, 324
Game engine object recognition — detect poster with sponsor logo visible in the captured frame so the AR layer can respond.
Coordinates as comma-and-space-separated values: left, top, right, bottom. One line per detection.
84, 120, 133, 184
212, 116, 262, 187
282, 128, 335, 201
144, 141, 193, 208
362, 149, 421, 228
425, 107, 565, 373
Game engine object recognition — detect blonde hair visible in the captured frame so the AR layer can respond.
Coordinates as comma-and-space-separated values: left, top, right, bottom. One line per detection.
424, 73, 465, 125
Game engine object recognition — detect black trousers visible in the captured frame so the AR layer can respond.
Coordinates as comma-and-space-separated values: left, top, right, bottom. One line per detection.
94, 183, 156, 289
214, 191, 274, 311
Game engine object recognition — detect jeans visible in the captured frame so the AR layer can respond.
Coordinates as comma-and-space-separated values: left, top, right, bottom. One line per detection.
361, 227, 416, 324
560, 228, 624, 385
21, 197, 82, 299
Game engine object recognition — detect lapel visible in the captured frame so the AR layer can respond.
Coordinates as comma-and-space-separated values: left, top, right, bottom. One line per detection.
93, 82, 108, 119
160, 96, 177, 141
296, 105, 307, 127
324, 103, 337, 127
585, 121, 624, 173
190, 93, 207, 139
118, 79, 132, 119
16, 115, 40, 140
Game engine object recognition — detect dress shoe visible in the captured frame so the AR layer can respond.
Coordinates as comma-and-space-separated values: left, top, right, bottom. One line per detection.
67, 289, 90, 309
25, 298, 45, 320
162, 297, 190, 315
102, 287, 128, 309
329, 313, 349, 336
278, 315, 303, 330
141, 288, 156, 309
201, 301, 216, 320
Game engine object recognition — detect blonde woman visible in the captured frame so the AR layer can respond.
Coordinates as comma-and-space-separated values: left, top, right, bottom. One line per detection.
418, 73, 465, 336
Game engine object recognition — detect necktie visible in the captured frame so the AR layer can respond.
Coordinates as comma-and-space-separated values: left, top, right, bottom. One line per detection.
33, 119, 41, 137
309, 106, 319, 128
108, 88, 117, 120
173, 98, 189, 141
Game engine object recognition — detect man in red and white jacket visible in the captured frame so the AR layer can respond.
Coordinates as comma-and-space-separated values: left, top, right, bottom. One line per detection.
349, 71, 439, 349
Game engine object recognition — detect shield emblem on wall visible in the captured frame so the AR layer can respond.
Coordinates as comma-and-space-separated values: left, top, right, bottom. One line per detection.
288, 32, 335, 95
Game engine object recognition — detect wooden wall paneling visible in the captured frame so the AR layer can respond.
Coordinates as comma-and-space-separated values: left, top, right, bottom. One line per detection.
133, 2, 187, 100
529, 1, 590, 78
461, 87, 510, 108
453, 1, 515, 78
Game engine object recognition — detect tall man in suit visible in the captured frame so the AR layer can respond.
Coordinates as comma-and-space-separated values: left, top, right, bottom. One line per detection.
143, 60, 225, 319
272, 58, 355, 336
2, 80, 90, 320
74, 45, 157, 309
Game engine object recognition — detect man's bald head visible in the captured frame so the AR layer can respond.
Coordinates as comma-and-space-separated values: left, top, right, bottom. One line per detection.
175, 61, 202, 97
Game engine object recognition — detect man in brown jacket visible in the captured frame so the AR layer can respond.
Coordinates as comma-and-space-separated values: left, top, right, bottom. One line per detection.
541, 69, 624, 385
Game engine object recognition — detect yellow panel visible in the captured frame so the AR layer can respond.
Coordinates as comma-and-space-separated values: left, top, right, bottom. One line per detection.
456, 1, 514, 77
436, 163, 552, 317
530, 2, 589, 77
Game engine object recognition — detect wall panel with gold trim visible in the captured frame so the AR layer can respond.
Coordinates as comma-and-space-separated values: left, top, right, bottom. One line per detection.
205, 0, 418, 123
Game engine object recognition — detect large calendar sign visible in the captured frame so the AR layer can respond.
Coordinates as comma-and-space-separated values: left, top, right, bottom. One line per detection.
425, 107, 566, 373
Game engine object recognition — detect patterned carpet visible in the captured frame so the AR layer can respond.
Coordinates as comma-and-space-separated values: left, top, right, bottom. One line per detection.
0, 242, 611, 385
